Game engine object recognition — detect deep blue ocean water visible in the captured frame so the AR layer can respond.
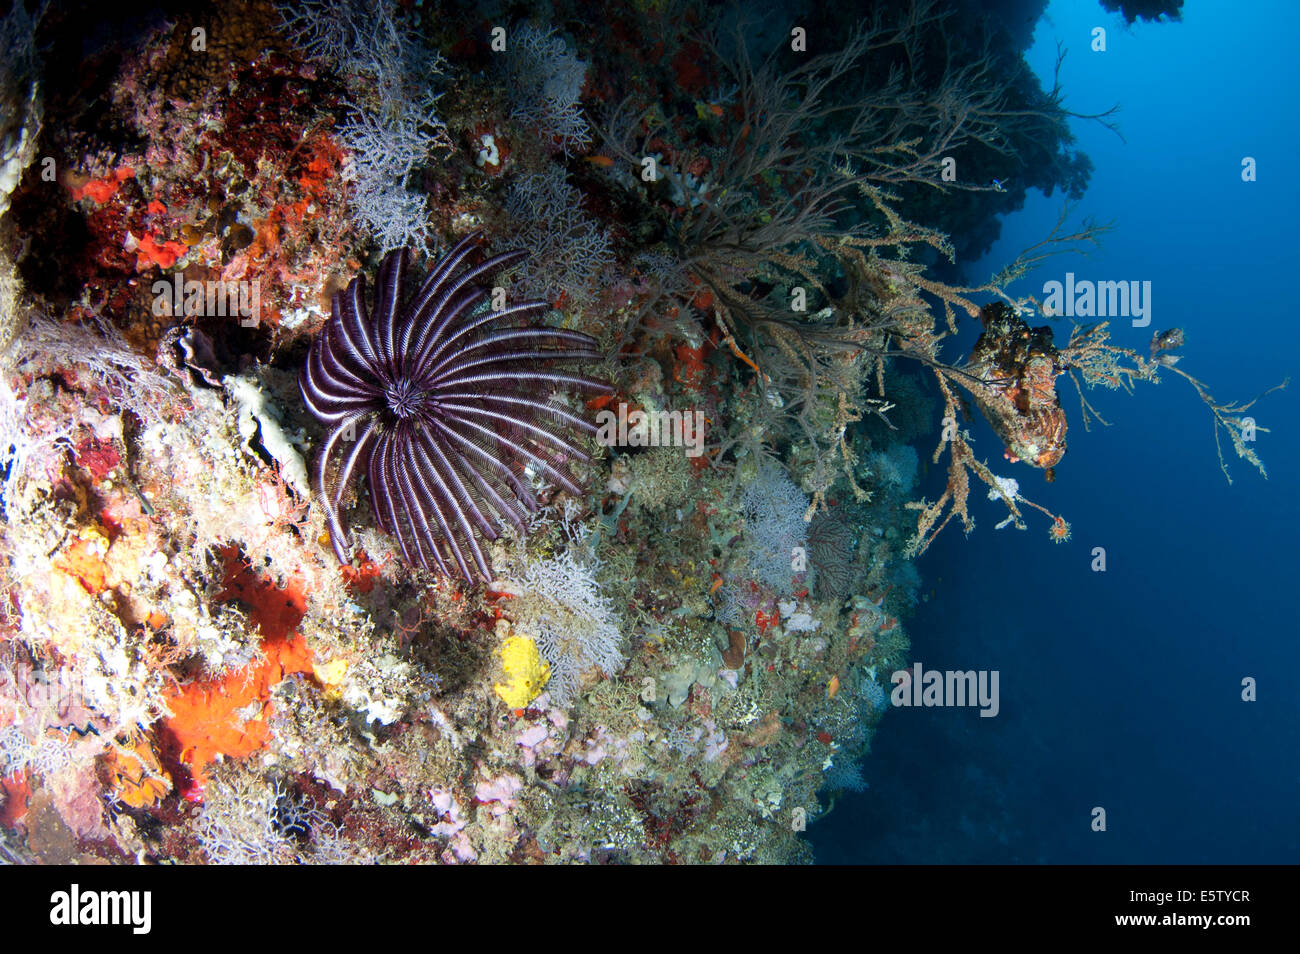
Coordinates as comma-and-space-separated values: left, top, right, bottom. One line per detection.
811, 0, 1300, 863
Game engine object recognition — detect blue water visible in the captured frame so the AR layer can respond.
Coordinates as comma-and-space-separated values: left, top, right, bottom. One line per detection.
812, 0, 1300, 863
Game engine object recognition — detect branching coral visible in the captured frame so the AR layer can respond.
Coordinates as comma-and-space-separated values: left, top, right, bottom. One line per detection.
506, 549, 624, 708
593, 2, 1068, 508
808, 509, 859, 602
738, 466, 809, 593
503, 169, 613, 306
14, 311, 180, 428
1062, 321, 1288, 484
588, 2, 1236, 562
283, 0, 451, 251
901, 302, 1285, 556
504, 23, 593, 157
196, 768, 358, 865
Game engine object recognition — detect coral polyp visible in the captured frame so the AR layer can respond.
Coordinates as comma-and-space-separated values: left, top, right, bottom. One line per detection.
300, 233, 611, 580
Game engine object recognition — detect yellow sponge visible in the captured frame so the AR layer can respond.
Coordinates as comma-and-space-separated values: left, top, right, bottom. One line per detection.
494, 635, 550, 709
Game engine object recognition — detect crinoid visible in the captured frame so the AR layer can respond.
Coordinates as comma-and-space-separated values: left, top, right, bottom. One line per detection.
300, 233, 611, 581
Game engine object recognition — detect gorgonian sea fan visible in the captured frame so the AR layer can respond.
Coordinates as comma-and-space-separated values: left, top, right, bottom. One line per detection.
300, 232, 611, 582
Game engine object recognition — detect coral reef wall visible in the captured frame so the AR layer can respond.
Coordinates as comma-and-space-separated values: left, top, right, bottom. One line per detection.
0, 0, 1113, 864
